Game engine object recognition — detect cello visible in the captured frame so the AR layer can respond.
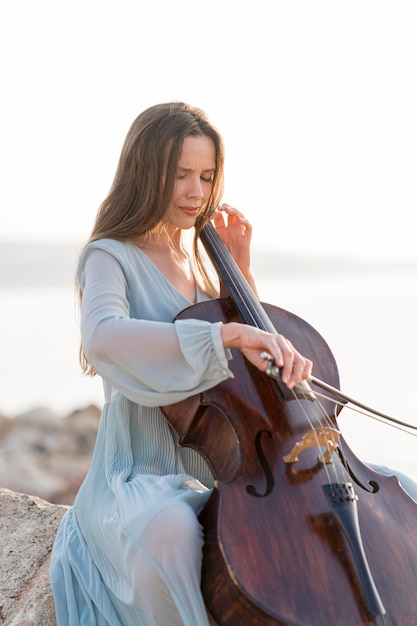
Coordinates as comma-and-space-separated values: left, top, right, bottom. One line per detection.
162, 222, 417, 625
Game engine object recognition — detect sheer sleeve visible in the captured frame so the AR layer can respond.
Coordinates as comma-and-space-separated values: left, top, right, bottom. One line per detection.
78, 248, 233, 407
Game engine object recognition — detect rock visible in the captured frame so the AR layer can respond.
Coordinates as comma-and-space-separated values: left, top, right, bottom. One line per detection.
0, 405, 100, 505
0, 488, 68, 626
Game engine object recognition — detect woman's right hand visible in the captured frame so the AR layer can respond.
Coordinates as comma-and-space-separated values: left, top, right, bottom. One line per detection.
221, 322, 312, 389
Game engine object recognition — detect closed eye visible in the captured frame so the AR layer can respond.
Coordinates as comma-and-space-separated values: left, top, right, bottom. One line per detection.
177, 168, 215, 183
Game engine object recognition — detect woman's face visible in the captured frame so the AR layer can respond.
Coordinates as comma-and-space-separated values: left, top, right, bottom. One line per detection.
164, 134, 216, 231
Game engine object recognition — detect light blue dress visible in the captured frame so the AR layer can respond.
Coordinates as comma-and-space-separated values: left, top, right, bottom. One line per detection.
50, 239, 234, 625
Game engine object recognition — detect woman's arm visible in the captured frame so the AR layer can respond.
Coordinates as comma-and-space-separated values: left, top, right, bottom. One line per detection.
79, 248, 234, 407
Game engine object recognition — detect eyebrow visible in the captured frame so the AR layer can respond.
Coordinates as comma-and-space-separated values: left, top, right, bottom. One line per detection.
177, 167, 215, 173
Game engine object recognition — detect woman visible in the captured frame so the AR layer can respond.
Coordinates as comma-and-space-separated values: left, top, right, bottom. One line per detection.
50, 102, 312, 626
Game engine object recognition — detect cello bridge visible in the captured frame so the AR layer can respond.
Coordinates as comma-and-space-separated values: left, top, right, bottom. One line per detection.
283, 428, 340, 464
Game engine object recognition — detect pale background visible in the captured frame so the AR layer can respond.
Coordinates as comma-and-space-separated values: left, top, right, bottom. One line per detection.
1, 1, 416, 477
1, 0, 416, 260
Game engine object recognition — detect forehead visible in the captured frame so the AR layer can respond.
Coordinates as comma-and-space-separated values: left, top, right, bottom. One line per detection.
179, 134, 216, 167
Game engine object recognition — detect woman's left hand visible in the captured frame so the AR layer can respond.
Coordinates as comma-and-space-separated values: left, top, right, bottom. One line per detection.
212, 204, 257, 293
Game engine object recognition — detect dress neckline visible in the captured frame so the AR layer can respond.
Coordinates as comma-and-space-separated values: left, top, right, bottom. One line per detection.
129, 242, 199, 305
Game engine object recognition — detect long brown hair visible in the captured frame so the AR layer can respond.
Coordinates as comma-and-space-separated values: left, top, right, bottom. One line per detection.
79, 102, 225, 374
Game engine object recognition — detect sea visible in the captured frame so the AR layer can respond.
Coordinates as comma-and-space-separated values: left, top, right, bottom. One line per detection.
1, 241, 416, 481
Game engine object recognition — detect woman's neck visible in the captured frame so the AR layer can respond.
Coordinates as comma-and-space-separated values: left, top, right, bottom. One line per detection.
134, 228, 197, 302
137, 226, 189, 258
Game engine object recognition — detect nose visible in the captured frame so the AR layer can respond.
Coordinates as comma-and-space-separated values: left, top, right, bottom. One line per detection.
186, 176, 204, 200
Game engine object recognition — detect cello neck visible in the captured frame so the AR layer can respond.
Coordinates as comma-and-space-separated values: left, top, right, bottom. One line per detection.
200, 222, 276, 333
200, 222, 317, 402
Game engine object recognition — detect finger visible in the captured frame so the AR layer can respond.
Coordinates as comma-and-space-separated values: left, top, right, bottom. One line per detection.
302, 357, 313, 380
288, 353, 313, 388
238, 216, 252, 237
212, 209, 225, 224
219, 204, 246, 220
212, 210, 227, 232
281, 353, 295, 388
218, 203, 233, 212
275, 337, 300, 388
288, 358, 305, 388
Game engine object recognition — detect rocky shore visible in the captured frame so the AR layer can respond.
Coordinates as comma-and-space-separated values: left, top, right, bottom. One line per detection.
0, 404, 100, 505
0, 404, 100, 625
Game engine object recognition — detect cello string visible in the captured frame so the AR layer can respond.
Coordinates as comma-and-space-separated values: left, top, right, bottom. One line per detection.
260, 346, 349, 481
285, 381, 347, 484
201, 224, 274, 329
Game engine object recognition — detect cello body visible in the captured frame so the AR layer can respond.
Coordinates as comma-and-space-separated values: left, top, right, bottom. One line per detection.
162, 296, 417, 626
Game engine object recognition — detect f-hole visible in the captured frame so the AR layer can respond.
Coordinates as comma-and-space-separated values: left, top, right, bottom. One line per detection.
246, 429, 274, 498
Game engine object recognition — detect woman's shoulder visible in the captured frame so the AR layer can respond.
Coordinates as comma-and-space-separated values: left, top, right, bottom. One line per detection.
80, 238, 143, 266
83, 237, 132, 255
77, 238, 146, 285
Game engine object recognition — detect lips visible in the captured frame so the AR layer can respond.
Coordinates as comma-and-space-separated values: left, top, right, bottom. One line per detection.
180, 206, 201, 216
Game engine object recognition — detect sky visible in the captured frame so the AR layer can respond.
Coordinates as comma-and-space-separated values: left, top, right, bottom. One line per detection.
1, 0, 416, 260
